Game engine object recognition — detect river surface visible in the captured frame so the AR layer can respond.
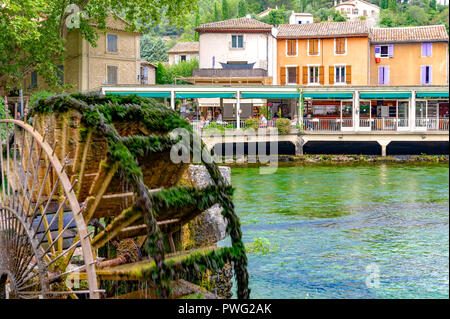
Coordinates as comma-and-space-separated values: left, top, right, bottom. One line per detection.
223, 164, 449, 299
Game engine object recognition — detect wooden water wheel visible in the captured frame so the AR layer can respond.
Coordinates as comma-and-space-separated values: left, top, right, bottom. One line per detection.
0, 94, 250, 299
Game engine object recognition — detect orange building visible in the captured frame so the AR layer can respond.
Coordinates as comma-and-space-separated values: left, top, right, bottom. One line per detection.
276, 21, 370, 86
369, 25, 449, 86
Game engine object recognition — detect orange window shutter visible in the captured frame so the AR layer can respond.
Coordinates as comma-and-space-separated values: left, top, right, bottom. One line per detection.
346, 65, 351, 84
302, 66, 308, 84
314, 39, 318, 54
296, 66, 300, 84
308, 40, 313, 55
329, 66, 334, 84
319, 66, 324, 85
280, 67, 286, 85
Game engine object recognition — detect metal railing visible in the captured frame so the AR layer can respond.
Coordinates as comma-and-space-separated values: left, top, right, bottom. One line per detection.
416, 118, 449, 131
191, 118, 450, 133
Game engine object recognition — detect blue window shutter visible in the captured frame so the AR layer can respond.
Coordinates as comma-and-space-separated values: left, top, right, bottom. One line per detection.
231, 35, 236, 48
238, 35, 243, 48
385, 66, 390, 85
375, 45, 381, 54
378, 66, 384, 85
421, 43, 426, 57
388, 44, 394, 57
427, 43, 432, 57
421, 66, 426, 85
429, 66, 432, 84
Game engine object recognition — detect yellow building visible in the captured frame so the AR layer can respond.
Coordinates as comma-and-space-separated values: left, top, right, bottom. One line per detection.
276, 21, 371, 86
3, 14, 155, 104
369, 25, 449, 86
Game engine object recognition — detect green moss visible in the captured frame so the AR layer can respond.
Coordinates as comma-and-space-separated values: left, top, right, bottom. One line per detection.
28, 92, 250, 299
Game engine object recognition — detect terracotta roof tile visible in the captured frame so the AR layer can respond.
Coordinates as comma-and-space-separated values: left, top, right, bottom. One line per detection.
370, 25, 449, 43
277, 21, 370, 38
167, 42, 199, 53
195, 17, 273, 33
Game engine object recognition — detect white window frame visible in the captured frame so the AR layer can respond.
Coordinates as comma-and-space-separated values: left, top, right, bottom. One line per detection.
285, 39, 298, 57
307, 64, 320, 85
334, 64, 347, 85
307, 39, 320, 56
334, 38, 347, 56
285, 65, 298, 85
231, 35, 244, 49
106, 33, 118, 53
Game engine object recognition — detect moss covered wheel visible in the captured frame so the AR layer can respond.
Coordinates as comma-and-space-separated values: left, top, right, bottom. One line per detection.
0, 119, 99, 299
6, 93, 250, 299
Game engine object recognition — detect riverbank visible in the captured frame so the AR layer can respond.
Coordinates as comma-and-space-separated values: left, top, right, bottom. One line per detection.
218, 154, 449, 168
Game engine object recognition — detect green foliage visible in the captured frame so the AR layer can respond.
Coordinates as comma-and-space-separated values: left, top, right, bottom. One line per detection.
156, 58, 199, 84
244, 118, 259, 130
246, 237, 279, 254
140, 35, 169, 63
222, 0, 230, 19
0, 97, 13, 141
0, 0, 196, 90
276, 118, 291, 135
214, 1, 221, 21
29, 91, 58, 107
263, 9, 288, 26
238, 0, 249, 17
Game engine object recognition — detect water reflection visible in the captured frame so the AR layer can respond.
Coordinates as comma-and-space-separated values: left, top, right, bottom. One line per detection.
229, 164, 449, 299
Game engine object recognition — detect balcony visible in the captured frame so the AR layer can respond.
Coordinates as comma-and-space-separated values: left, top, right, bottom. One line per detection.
192, 68, 268, 78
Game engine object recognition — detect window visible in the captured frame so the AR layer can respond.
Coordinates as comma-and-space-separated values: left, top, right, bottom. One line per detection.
57, 65, 64, 85
421, 66, 432, 85
107, 34, 118, 53
308, 66, 319, 84
140, 66, 149, 85
378, 66, 389, 85
308, 39, 319, 55
422, 43, 432, 57
107, 65, 118, 84
287, 67, 297, 84
287, 40, 297, 56
379, 45, 393, 58
335, 66, 346, 84
180, 55, 187, 62
30, 71, 37, 88
335, 38, 346, 55
231, 35, 244, 48
353, 9, 358, 15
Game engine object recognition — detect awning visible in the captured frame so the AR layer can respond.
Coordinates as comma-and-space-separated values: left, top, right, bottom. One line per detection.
360, 92, 412, 99
241, 92, 300, 99
175, 92, 235, 99
106, 91, 171, 98
416, 92, 449, 98
303, 92, 353, 99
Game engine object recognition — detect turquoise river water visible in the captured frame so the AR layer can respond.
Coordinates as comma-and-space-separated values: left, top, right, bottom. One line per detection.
222, 164, 449, 299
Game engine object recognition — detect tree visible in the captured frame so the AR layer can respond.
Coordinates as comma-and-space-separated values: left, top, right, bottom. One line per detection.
222, 0, 230, 20
194, 11, 200, 41
388, 0, 397, 11
140, 35, 168, 63
266, 10, 287, 26
238, 0, 248, 17
155, 62, 167, 84
214, 2, 220, 21
429, 0, 437, 10
0, 0, 196, 91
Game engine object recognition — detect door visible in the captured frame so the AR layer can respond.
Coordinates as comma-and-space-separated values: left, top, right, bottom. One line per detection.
397, 100, 409, 131
341, 100, 353, 131
415, 100, 427, 130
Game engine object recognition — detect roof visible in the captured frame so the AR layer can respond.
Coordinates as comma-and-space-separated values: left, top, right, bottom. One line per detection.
335, 0, 380, 9
277, 21, 370, 39
195, 17, 273, 33
257, 7, 275, 17
167, 42, 199, 54
370, 25, 449, 43
140, 60, 157, 68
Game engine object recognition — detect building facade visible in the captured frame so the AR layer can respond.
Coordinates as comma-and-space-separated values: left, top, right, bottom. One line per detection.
334, 0, 380, 22
167, 42, 199, 65
369, 25, 449, 86
277, 21, 370, 86
192, 17, 277, 85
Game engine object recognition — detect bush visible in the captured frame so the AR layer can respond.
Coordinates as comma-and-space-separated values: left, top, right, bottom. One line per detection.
276, 118, 291, 135
245, 118, 259, 130
29, 91, 57, 107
